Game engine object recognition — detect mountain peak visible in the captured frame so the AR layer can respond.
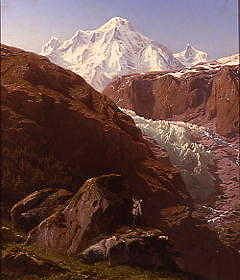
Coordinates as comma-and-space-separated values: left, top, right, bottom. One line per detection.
41, 17, 183, 91
105, 17, 129, 25
41, 36, 61, 55
98, 16, 130, 31
174, 44, 208, 66
185, 43, 196, 58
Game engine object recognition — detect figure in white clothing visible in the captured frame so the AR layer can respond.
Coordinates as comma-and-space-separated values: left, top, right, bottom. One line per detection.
132, 197, 143, 226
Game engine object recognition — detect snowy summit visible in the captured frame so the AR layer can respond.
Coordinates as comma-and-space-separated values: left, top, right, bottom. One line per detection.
41, 17, 183, 91
173, 43, 208, 67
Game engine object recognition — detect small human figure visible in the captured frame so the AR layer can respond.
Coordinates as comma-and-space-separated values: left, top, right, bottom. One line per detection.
132, 197, 143, 227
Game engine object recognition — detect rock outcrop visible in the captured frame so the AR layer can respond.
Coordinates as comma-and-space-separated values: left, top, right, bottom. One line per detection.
27, 174, 132, 254
1, 251, 67, 277
2, 45, 239, 280
26, 174, 240, 280
206, 65, 239, 136
103, 64, 239, 137
81, 228, 176, 270
11, 188, 73, 231
1, 44, 187, 210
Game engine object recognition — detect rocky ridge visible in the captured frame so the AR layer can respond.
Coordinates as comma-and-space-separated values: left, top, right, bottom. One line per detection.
1, 45, 240, 280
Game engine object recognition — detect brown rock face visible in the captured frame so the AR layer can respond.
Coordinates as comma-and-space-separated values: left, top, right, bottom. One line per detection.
1, 44, 187, 209
2, 45, 239, 280
103, 65, 239, 137
206, 66, 239, 136
11, 188, 73, 231
28, 174, 132, 254
27, 178, 240, 280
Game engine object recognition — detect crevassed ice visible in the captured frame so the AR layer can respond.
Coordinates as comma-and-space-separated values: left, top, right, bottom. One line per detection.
122, 108, 217, 201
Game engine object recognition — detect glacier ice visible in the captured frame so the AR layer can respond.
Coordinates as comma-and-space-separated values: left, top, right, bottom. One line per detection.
122, 108, 218, 201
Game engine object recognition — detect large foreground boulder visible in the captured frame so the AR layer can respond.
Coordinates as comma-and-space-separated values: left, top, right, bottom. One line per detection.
26, 175, 240, 280
27, 174, 132, 254
81, 228, 176, 270
10, 188, 72, 231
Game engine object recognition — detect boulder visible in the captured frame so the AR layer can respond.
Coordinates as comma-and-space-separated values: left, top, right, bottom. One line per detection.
81, 228, 176, 270
0, 226, 24, 243
11, 188, 72, 231
1, 251, 67, 277
27, 174, 132, 254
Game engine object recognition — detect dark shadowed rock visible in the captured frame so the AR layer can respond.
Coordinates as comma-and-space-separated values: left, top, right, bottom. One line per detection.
27, 174, 132, 254
81, 228, 175, 270
1, 251, 67, 277
0, 226, 24, 243
10, 188, 73, 231
1, 44, 187, 213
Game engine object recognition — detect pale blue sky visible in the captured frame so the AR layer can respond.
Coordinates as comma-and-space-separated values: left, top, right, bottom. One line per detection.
1, 0, 239, 58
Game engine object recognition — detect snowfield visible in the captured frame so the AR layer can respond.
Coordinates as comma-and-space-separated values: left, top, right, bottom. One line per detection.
41, 17, 183, 91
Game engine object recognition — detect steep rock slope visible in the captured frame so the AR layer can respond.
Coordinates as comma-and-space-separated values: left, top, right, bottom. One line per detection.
173, 43, 208, 66
104, 60, 239, 137
1, 44, 188, 209
26, 173, 240, 280
41, 17, 183, 91
2, 45, 240, 280
123, 109, 240, 250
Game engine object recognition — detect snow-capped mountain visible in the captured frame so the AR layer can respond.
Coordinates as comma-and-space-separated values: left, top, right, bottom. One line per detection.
41, 17, 183, 91
216, 53, 239, 66
174, 43, 208, 67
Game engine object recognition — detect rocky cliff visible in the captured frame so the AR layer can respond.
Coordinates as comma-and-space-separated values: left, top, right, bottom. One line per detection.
103, 63, 239, 137
1, 45, 187, 210
2, 45, 239, 280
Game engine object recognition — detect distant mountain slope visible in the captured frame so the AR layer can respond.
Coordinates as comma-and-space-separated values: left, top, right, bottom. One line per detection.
1, 44, 188, 209
103, 60, 239, 137
217, 53, 239, 65
41, 17, 183, 91
173, 43, 208, 66
2, 45, 240, 280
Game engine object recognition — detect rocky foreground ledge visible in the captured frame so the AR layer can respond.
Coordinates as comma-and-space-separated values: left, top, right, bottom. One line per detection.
1, 45, 240, 280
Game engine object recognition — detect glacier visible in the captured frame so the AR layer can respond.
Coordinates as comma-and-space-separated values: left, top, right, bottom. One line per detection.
122, 108, 217, 202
